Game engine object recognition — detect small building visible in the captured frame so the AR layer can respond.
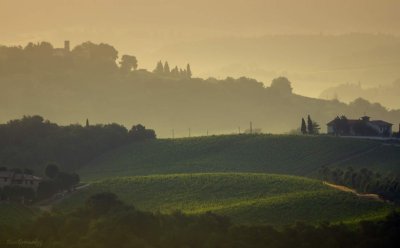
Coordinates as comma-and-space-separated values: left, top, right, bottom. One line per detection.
327, 116, 393, 137
53, 40, 71, 56
0, 171, 42, 192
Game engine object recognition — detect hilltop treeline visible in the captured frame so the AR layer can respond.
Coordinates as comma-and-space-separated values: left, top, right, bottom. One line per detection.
319, 167, 400, 203
1, 41, 399, 137
1, 192, 399, 248
0, 116, 155, 174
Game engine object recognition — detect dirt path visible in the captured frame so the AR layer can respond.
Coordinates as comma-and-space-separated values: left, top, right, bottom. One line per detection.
36, 183, 91, 212
323, 181, 384, 202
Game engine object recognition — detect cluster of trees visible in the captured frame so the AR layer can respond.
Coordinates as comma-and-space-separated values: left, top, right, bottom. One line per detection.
36, 164, 80, 200
301, 115, 320, 135
0, 116, 156, 173
0, 41, 195, 78
153, 61, 192, 78
1, 192, 400, 248
319, 167, 400, 203
0, 41, 124, 75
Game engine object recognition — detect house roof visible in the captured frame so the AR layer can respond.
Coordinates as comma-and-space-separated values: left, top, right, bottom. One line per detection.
327, 117, 393, 126
370, 120, 393, 126
0, 171, 42, 181
327, 119, 361, 125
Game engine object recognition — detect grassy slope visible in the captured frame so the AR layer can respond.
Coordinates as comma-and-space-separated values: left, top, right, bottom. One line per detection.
0, 203, 39, 227
56, 173, 391, 225
78, 135, 400, 181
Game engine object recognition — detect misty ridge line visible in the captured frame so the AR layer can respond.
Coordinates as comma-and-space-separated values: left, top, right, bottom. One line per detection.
0, 40, 399, 138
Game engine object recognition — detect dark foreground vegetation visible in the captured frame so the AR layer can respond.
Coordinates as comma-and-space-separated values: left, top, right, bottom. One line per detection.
1, 192, 399, 248
319, 167, 400, 203
0, 116, 156, 173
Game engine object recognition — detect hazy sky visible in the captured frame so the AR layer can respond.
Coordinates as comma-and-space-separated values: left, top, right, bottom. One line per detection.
1, 0, 400, 99
2, 0, 399, 46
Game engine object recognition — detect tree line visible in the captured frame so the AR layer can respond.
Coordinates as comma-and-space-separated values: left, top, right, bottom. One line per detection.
300, 115, 320, 135
319, 166, 400, 203
1, 192, 399, 248
153, 60, 192, 78
0, 41, 193, 77
0, 116, 156, 174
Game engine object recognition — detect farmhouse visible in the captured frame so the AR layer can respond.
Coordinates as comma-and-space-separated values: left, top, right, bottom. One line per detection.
327, 116, 393, 137
0, 171, 42, 192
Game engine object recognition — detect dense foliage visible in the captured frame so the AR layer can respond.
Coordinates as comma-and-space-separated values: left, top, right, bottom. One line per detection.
319, 167, 400, 203
0, 116, 156, 174
2, 193, 399, 248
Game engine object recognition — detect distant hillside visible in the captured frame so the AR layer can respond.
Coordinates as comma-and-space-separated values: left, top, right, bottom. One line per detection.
0, 203, 38, 227
320, 80, 400, 110
56, 173, 390, 225
153, 33, 400, 98
78, 135, 400, 181
1, 41, 399, 137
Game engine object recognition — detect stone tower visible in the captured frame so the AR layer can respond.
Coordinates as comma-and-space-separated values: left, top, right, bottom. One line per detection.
64, 40, 70, 52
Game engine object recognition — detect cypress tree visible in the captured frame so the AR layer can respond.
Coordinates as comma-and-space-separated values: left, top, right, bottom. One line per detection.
186, 63, 192, 78
153, 61, 164, 74
164, 61, 170, 74
301, 118, 307, 134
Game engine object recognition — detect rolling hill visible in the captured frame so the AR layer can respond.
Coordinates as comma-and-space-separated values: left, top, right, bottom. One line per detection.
56, 173, 391, 225
78, 135, 400, 181
0, 203, 39, 227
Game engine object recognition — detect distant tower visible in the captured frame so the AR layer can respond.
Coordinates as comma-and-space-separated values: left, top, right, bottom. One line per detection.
85, 118, 89, 128
64, 40, 70, 52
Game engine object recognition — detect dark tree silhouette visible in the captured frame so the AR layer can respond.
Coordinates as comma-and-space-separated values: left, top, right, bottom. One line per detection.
301, 118, 307, 134
171, 66, 179, 77
269, 77, 293, 96
153, 61, 164, 74
120, 55, 138, 72
45, 163, 59, 179
164, 61, 170, 74
186, 63, 192, 78
129, 124, 156, 141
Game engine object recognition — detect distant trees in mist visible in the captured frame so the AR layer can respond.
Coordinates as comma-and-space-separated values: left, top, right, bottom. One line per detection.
1, 41, 399, 137
153, 60, 192, 78
0, 41, 192, 78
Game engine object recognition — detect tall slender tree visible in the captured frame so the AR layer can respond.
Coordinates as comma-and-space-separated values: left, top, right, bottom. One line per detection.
301, 118, 307, 134
186, 63, 192, 78
164, 61, 170, 74
153, 61, 164, 74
